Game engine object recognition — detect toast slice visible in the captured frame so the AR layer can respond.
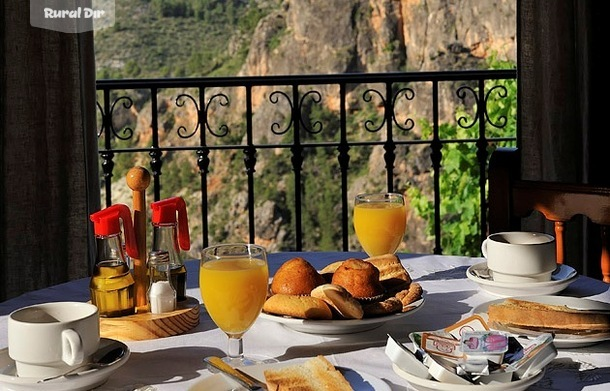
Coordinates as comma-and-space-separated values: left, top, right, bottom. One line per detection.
263, 355, 353, 391
487, 298, 610, 333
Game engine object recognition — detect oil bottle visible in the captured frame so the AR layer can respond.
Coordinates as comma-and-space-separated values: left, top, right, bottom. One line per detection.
89, 204, 139, 317
150, 196, 191, 301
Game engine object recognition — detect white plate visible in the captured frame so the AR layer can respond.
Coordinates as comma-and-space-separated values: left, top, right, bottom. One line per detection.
472, 296, 610, 348
392, 363, 544, 391
0, 338, 130, 391
467, 262, 577, 297
189, 359, 391, 391
259, 298, 424, 334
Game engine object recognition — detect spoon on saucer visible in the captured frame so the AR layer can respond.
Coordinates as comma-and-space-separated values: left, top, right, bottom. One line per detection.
38, 345, 126, 383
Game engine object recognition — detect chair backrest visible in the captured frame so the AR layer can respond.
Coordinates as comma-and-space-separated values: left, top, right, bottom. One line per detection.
487, 147, 610, 283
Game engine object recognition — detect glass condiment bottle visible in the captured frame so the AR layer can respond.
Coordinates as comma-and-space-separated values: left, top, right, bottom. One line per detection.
147, 250, 177, 314
89, 204, 139, 317
150, 196, 191, 301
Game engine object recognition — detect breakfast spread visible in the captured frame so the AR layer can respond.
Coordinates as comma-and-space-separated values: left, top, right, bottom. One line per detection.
263, 355, 353, 391
487, 298, 610, 334
262, 254, 422, 320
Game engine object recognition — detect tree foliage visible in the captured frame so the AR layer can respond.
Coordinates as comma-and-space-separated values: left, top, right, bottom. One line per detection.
406, 55, 517, 256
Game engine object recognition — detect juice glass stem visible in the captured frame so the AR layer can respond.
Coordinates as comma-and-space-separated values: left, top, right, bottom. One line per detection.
226, 335, 244, 363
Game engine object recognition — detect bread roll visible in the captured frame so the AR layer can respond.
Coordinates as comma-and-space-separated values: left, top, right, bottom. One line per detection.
310, 284, 364, 319
263, 294, 333, 320
264, 355, 353, 391
487, 298, 610, 333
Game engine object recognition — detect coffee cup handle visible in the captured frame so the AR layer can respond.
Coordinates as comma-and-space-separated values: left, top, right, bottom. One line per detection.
61, 329, 84, 366
481, 239, 488, 258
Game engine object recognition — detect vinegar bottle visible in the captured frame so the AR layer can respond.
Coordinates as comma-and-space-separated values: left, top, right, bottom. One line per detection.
150, 196, 191, 301
89, 204, 139, 317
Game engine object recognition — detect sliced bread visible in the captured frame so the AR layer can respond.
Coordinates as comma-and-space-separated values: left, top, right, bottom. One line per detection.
487, 298, 610, 333
263, 355, 353, 391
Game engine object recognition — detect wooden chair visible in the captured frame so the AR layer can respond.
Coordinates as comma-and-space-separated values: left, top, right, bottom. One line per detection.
487, 147, 610, 283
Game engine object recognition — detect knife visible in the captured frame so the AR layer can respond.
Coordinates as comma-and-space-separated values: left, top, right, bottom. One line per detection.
204, 356, 268, 390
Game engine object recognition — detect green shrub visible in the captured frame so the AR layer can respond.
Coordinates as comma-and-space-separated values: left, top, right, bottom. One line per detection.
406, 57, 517, 255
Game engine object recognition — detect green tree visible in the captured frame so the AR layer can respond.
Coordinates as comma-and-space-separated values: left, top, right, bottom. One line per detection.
407, 57, 517, 255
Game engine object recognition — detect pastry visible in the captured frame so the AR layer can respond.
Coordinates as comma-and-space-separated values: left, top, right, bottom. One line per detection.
331, 258, 385, 299
394, 282, 423, 312
362, 297, 402, 317
263, 294, 333, 320
310, 284, 364, 319
271, 257, 326, 296
365, 253, 412, 292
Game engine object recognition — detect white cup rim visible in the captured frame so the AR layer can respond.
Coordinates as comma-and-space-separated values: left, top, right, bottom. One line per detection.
9, 301, 98, 324
486, 231, 555, 246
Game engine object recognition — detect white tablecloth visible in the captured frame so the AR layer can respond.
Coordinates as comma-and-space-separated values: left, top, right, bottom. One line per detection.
1, 252, 609, 390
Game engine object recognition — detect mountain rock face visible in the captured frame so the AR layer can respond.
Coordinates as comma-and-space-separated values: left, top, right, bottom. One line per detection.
243, 0, 515, 76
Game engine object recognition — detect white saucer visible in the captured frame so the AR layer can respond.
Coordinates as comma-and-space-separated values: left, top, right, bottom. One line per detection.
0, 338, 130, 391
467, 262, 577, 297
392, 363, 544, 391
189, 359, 390, 391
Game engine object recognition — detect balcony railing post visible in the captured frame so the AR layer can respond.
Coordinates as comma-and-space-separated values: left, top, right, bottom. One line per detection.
337, 82, 350, 251
431, 81, 443, 255
384, 82, 396, 192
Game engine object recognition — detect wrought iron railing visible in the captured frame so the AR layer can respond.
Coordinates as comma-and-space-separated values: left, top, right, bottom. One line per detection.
96, 70, 517, 254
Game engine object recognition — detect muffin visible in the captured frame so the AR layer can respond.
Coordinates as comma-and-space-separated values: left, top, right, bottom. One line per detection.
331, 258, 385, 300
271, 257, 325, 295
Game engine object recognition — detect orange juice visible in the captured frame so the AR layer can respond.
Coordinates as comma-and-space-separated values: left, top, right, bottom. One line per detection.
353, 202, 407, 256
199, 258, 268, 336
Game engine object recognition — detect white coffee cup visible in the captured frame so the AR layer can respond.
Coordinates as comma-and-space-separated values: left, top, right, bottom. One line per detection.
481, 232, 557, 283
8, 301, 100, 378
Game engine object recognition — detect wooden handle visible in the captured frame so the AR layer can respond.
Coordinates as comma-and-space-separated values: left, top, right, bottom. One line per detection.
126, 166, 151, 308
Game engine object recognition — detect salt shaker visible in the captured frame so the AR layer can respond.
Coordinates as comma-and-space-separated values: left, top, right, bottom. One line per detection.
147, 250, 177, 314
150, 196, 191, 301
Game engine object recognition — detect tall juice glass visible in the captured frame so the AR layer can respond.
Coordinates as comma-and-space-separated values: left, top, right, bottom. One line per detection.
353, 193, 407, 256
200, 243, 270, 366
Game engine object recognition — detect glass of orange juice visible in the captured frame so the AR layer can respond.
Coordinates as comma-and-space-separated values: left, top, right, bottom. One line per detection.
200, 243, 270, 366
353, 193, 407, 256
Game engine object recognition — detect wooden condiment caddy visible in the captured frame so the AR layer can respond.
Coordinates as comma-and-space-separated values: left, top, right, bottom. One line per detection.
98, 167, 200, 341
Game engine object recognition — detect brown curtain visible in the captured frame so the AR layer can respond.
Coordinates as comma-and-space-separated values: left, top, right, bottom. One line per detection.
0, 1, 100, 301
518, 0, 602, 278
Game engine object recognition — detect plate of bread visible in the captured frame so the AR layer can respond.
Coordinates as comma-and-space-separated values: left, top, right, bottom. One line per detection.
260, 254, 424, 334
473, 296, 610, 348
190, 355, 390, 391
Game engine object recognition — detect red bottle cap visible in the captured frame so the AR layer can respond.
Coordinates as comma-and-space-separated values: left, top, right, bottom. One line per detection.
90, 204, 139, 259
150, 196, 191, 251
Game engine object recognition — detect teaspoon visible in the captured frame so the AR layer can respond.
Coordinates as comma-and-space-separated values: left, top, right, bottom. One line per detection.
38, 345, 126, 383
